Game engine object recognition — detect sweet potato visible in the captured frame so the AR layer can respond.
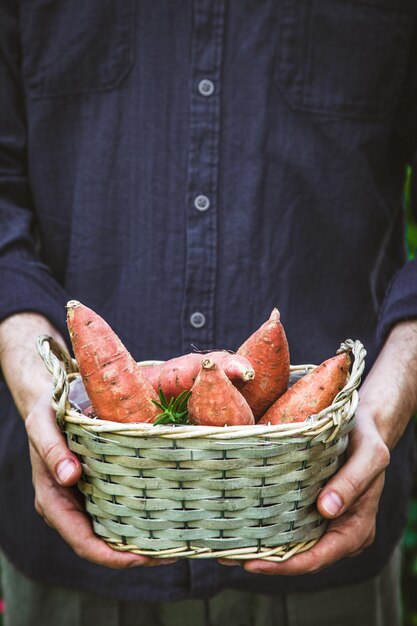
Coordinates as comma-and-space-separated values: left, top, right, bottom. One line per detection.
188, 358, 255, 426
259, 350, 351, 425
141, 351, 255, 399
66, 300, 160, 423
237, 308, 290, 420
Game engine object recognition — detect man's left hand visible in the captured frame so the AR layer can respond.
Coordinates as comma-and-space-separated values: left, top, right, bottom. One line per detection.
219, 319, 417, 575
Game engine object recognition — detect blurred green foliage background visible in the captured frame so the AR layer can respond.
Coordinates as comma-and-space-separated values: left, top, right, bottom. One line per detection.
402, 164, 417, 626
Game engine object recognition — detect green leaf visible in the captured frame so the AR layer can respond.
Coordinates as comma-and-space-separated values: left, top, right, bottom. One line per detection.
152, 388, 192, 426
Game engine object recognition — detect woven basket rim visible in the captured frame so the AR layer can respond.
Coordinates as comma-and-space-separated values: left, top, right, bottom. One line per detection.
61, 401, 358, 438
37, 336, 366, 440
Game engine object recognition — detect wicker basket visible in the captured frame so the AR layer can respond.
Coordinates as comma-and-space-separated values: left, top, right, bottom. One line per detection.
37, 336, 365, 562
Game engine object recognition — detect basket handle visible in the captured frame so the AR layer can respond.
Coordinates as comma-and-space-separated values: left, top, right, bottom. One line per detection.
317, 338, 366, 439
335, 338, 366, 401
36, 335, 79, 430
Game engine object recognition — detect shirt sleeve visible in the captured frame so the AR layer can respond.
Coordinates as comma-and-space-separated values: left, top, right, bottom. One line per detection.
378, 257, 417, 341
0, 0, 68, 338
377, 19, 417, 343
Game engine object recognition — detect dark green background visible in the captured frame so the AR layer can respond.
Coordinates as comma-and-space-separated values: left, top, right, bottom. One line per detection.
401, 164, 417, 626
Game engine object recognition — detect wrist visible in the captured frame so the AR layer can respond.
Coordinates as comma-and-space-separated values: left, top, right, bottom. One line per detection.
358, 319, 417, 449
0, 312, 66, 418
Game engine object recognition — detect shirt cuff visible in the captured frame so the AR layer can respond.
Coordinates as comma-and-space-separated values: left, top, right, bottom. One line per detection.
0, 264, 69, 341
378, 257, 417, 342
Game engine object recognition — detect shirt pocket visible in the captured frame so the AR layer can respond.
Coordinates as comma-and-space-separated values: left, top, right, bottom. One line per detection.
276, 0, 416, 119
20, 0, 134, 98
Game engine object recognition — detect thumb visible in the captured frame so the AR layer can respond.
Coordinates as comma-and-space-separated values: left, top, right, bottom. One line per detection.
316, 417, 390, 519
25, 386, 82, 486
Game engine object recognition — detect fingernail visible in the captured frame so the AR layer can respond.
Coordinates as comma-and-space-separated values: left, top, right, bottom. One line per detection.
56, 459, 77, 483
129, 558, 178, 568
321, 491, 343, 516
128, 559, 147, 568
246, 567, 266, 575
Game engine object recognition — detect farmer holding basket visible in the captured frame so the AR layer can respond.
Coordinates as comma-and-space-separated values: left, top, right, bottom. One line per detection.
1, 2, 417, 625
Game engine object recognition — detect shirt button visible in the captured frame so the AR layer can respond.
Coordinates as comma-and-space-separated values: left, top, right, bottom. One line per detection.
198, 79, 215, 97
190, 311, 206, 328
194, 195, 210, 212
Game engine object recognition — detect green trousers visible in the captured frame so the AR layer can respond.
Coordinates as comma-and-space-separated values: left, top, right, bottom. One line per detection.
0, 547, 402, 626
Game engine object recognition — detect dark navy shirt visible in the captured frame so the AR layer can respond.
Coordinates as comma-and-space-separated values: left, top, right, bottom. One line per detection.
1, 0, 417, 601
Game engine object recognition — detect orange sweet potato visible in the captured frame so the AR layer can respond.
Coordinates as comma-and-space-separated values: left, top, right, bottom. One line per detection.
259, 350, 351, 425
66, 300, 160, 423
188, 358, 255, 426
237, 308, 290, 420
141, 351, 255, 399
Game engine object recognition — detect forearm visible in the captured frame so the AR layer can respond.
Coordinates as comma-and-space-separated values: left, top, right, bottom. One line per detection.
358, 319, 417, 450
1, 312, 176, 569
0, 312, 67, 419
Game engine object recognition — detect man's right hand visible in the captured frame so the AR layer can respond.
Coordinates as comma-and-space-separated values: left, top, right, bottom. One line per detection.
0, 312, 177, 568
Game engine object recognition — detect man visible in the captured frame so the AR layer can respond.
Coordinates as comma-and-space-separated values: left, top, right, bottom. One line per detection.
1, 1, 417, 624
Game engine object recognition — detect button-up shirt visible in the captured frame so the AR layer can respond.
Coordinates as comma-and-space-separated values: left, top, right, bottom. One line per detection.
1, 0, 417, 601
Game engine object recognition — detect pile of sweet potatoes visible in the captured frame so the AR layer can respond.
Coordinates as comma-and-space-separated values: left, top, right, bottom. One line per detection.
66, 300, 351, 426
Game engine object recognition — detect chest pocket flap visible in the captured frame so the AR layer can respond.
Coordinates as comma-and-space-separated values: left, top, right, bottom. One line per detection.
277, 0, 416, 119
20, 0, 134, 98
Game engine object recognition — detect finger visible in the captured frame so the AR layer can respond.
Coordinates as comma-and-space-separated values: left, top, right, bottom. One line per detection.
26, 392, 175, 568
244, 525, 362, 576
25, 387, 82, 486
244, 475, 383, 576
52, 499, 177, 568
317, 417, 389, 519
50, 495, 171, 568
30, 447, 176, 568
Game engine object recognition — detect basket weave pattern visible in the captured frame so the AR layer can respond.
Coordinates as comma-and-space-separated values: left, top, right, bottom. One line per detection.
38, 337, 365, 562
